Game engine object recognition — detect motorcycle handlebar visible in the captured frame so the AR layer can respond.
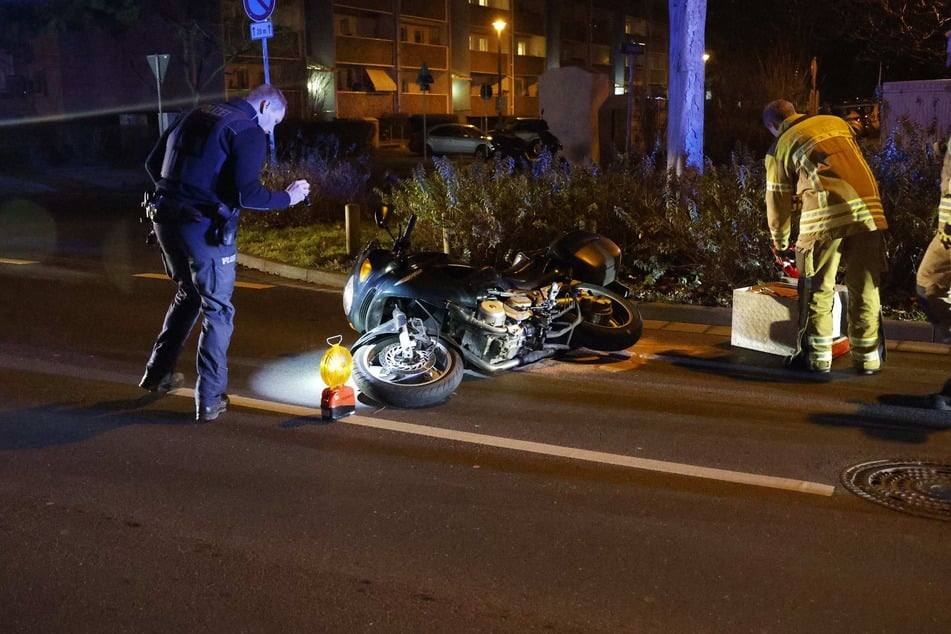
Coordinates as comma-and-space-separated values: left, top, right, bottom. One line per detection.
394, 213, 416, 255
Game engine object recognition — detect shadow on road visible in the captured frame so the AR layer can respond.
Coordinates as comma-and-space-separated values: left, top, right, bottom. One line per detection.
0, 394, 195, 450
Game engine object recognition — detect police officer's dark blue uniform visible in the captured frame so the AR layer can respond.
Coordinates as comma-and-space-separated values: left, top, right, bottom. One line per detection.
139, 84, 309, 421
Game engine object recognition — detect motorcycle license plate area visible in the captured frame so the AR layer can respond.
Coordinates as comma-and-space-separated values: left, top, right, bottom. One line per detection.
731, 282, 849, 357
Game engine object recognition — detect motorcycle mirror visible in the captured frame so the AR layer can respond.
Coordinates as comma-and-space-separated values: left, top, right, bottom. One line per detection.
375, 204, 390, 228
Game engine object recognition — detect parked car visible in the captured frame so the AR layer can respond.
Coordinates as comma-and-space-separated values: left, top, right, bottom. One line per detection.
489, 131, 552, 166
492, 118, 561, 156
408, 123, 494, 157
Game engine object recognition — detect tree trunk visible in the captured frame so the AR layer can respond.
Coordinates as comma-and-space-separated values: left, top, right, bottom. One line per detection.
666, 0, 706, 173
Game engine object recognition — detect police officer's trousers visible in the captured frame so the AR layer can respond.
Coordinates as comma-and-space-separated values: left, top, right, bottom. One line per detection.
795, 230, 886, 372
146, 215, 237, 407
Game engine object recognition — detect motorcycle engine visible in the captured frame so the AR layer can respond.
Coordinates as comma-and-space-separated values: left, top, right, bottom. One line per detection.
462, 294, 539, 364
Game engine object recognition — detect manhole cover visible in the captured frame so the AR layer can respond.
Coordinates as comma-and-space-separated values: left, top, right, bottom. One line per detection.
841, 460, 951, 521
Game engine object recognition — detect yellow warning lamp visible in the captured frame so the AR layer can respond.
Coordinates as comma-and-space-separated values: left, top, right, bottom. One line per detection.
320, 335, 356, 419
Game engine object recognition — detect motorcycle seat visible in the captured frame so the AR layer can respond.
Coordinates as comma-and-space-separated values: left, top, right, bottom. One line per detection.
502, 269, 562, 291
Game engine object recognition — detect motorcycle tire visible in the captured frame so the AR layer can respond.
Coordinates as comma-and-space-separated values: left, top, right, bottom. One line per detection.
570, 283, 643, 351
352, 335, 465, 408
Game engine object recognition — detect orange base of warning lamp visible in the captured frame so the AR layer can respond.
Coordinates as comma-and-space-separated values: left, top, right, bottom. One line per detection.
321, 385, 355, 420
831, 335, 850, 359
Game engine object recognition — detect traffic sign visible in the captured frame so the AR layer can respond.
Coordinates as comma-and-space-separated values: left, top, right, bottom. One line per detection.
250, 20, 273, 40
243, 0, 276, 22
146, 54, 170, 84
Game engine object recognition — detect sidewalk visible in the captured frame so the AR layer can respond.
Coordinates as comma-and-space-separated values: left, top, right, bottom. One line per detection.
236, 252, 951, 355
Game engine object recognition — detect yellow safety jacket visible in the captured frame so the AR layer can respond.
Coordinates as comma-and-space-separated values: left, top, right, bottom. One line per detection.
938, 134, 951, 230
765, 114, 887, 249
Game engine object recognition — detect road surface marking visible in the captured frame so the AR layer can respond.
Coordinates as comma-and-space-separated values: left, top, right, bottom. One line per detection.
170, 388, 836, 497
0, 257, 39, 265
134, 272, 274, 289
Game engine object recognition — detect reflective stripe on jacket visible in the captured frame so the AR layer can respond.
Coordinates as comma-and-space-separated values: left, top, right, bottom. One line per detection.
939, 133, 951, 229
765, 114, 887, 249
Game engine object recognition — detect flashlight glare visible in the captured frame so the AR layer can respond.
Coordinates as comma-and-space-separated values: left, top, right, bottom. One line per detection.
250, 349, 356, 409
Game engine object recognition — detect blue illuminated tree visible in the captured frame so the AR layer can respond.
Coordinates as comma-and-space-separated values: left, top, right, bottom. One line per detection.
666, 0, 706, 173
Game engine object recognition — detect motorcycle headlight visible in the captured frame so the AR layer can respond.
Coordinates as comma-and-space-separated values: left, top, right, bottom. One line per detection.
342, 275, 354, 314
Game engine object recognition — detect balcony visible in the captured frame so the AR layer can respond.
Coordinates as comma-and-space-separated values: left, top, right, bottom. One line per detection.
399, 92, 449, 115
514, 56, 544, 77
401, 0, 447, 21
336, 36, 395, 66
399, 42, 448, 70
336, 91, 397, 119
470, 50, 508, 76
337, 0, 394, 13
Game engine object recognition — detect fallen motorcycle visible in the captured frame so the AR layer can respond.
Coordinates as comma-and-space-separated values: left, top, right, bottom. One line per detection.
342, 207, 643, 408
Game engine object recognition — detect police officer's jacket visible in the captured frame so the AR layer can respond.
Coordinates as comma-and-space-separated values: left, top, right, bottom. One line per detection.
765, 113, 887, 250
146, 98, 291, 212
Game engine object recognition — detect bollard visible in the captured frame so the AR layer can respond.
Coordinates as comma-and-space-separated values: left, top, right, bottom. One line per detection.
345, 203, 361, 256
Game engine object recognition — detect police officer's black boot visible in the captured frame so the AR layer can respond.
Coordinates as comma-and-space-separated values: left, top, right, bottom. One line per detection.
197, 394, 229, 422
139, 370, 185, 394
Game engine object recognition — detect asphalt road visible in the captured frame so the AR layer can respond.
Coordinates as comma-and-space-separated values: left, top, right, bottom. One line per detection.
1, 191, 950, 633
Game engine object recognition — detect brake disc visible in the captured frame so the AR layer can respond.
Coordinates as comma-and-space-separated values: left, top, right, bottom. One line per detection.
379, 339, 438, 374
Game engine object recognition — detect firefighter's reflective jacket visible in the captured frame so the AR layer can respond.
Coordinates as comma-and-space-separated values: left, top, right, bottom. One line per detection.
765, 114, 887, 250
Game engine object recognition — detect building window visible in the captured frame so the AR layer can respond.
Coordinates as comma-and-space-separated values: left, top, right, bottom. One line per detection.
337, 17, 353, 36
470, 36, 488, 52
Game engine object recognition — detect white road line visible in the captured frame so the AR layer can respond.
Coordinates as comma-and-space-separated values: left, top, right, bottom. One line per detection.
0, 257, 40, 265
171, 388, 836, 497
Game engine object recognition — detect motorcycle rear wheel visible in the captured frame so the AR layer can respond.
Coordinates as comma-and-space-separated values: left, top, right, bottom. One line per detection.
352, 335, 465, 408
570, 283, 643, 351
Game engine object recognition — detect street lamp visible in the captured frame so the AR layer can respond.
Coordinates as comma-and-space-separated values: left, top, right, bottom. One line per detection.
493, 19, 506, 122
619, 37, 645, 156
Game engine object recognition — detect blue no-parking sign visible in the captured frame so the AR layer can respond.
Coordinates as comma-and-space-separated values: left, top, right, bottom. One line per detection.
243, 0, 276, 22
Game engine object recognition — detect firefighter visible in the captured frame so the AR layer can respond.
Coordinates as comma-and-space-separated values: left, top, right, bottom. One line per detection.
139, 84, 310, 421
916, 131, 951, 408
762, 99, 888, 374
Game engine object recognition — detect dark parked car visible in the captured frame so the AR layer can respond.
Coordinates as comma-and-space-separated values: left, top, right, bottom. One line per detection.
491, 118, 561, 156
408, 123, 494, 157
489, 132, 548, 165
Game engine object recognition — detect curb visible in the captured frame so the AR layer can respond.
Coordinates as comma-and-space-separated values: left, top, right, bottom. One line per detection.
239, 252, 348, 288
238, 252, 951, 354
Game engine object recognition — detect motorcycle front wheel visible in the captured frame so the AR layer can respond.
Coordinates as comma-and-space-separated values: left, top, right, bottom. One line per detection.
352, 335, 465, 408
570, 283, 643, 351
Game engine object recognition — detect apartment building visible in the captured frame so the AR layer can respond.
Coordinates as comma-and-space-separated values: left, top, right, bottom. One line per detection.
221, 0, 667, 125
0, 1, 667, 156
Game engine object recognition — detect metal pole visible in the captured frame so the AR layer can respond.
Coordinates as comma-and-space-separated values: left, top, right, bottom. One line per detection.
262, 36, 275, 162
153, 58, 164, 135
625, 55, 633, 155
496, 36, 503, 120
422, 92, 428, 162
345, 203, 361, 256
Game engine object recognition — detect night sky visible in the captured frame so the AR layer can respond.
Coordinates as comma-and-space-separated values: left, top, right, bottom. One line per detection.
706, 0, 947, 104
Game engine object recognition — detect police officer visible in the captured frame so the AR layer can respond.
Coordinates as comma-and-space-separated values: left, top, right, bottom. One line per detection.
763, 99, 888, 375
139, 84, 310, 421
